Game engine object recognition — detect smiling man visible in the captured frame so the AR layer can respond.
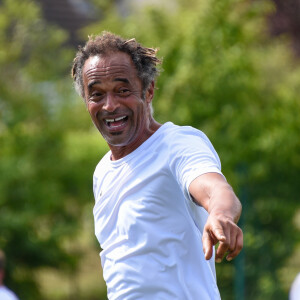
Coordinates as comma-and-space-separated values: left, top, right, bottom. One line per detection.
72, 32, 243, 300
81, 52, 160, 158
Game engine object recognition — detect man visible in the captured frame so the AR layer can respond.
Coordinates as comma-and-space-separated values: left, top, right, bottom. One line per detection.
0, 250, 19, 300
72, 32, 243, 299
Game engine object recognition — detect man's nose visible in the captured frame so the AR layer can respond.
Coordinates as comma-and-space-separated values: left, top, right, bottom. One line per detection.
102, 93, 119, 112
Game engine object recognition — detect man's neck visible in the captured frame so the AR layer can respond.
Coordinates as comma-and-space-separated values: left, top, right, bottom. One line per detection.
109, 118, 161, 160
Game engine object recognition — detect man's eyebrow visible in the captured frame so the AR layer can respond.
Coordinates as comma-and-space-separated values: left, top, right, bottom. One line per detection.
114, 78, 129, 84
88, 80, 101, 90
88, 78, 129, 91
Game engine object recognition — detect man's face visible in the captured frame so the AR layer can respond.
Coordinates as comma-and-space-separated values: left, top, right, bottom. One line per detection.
82, 52, 152, 149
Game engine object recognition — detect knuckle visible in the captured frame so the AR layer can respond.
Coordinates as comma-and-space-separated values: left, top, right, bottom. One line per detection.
219, 241, 230, 250
224, 219, 233, 226
229, 244, 236, 252
223, 242, 230, 250
212, 224, 223, 232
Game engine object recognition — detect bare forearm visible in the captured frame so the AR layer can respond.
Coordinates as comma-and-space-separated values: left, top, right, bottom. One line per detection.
207, 184, 242, 224
189, 172, 243, 262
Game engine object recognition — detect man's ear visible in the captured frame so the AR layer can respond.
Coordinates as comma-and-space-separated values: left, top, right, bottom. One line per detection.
145, 81, 155, 104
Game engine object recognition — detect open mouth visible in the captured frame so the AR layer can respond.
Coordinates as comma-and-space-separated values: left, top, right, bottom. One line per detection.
104, 115, 128, 130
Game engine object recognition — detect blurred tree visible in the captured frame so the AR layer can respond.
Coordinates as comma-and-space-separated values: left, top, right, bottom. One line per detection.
269, 0, 300, 56
82, 0, 300, 299
0, 0, 107, 299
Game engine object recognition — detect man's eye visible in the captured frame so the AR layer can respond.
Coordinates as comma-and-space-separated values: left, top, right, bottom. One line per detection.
118, 89, 130, 95
90, 92, 103, 101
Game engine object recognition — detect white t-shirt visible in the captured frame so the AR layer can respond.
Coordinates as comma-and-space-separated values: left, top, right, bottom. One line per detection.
93, 122, 223, 300
0, 286, 19, 300
290, 273, 300, 300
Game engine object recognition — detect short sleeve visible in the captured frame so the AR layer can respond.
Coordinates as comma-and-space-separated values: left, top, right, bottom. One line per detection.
168, 126, 223, 201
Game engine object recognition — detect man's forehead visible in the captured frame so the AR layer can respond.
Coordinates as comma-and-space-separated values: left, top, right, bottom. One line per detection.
82, 52, 141, 89
83, 52, 134, 73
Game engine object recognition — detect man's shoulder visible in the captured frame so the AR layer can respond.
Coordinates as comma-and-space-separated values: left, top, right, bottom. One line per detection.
0, 286, 19, 300
161, 122, 210, 145
162, 123, 219, 165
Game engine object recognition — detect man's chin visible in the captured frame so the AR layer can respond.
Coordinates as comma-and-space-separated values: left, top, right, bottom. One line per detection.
104, 135, 131, 147
110, 131, 123, 136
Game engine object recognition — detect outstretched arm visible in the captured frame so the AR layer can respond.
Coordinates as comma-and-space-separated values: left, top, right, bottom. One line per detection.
189, 172, 243, 262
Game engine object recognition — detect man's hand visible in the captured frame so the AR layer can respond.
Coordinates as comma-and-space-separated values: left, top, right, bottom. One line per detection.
202, 212, 243, 262
189, 172, 243, 263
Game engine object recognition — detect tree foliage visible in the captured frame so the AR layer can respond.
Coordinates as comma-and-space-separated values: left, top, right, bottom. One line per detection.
1, 0, 299, 299
83, 0, 300, 299
0, 0, 107, 298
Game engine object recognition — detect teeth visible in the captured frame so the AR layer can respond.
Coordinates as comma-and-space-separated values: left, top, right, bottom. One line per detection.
105, 116, 126, 123
115, 116, 126, 121
106, 118, 115, 122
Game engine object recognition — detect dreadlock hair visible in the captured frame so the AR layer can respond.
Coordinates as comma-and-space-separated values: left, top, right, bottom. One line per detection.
71, 32, 162, 100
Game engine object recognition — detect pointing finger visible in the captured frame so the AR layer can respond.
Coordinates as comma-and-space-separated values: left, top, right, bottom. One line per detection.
202, 230, 213, 260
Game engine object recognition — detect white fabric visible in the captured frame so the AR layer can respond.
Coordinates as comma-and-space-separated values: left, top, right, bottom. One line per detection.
290, 273, 300, 300
93, 122, 223, 300
0, 286, 19, 300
